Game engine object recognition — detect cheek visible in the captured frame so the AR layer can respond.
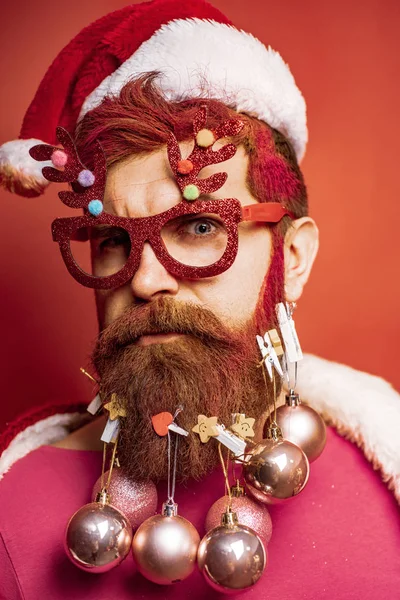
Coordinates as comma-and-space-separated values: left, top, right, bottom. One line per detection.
194, 228, 272, 324
95, 286, 133, 329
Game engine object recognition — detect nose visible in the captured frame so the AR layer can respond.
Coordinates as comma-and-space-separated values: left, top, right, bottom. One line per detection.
130, 242, 179, 301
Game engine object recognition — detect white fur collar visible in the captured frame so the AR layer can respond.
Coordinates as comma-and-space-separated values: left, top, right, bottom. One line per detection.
1, 354, 399, 503
293, 354, 400, 503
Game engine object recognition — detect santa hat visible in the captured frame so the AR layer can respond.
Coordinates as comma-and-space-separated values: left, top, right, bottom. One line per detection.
0, 0, 307, 198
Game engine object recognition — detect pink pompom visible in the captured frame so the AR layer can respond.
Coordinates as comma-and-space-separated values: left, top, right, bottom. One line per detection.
51, 149, 68, 168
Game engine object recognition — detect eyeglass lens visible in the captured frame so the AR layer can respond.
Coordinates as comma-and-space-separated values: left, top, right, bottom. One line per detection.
69, 213, 229, 277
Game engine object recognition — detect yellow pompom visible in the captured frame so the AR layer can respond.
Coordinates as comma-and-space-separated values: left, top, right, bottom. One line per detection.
196, 129, 215, 148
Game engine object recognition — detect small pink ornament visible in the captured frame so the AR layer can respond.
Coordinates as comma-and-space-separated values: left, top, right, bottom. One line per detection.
198, 510, 266, 594
275, 393, 327, 462
51, 149, 67, 167
132, 503, 200, 585
205, 495, 272, 546
244, 438, 310, 504
65, 501, 132, 573
92, 469, 157, 529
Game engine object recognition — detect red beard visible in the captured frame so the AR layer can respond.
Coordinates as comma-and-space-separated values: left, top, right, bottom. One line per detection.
91, 296, 280, 481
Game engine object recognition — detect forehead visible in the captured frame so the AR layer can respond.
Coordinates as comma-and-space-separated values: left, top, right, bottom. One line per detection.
103, 142, 254, 218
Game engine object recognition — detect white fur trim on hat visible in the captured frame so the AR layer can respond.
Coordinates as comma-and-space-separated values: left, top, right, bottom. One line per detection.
0, 139, 52, 196
80, 18, 307, 161
0, 139, 51, 182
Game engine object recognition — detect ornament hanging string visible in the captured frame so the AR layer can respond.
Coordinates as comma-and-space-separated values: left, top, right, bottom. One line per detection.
167, 405, 183, 505
100, 442, 107, 491
260, 361, 275, 427
167, 431, 179, 505
106, 437, 119, 489
218, 442, 232, 510
282, 354, 298, 394
100, 437, 119, 492
272, 371, 277, 423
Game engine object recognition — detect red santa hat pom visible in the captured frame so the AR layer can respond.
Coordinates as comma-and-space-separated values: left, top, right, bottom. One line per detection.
0, 0, 307, 198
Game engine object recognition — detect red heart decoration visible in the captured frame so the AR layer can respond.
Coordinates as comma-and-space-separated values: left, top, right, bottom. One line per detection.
151, 412, 174, 437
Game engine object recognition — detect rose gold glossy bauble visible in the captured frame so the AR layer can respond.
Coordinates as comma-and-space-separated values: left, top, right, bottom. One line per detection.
198, 513, 267, 594
64, 502, 132, 573
244, 438, 310, 504
205, 496, 272, 546
275, 402, 326, 462
92, 469, 157, 529
132, 513, 200, 584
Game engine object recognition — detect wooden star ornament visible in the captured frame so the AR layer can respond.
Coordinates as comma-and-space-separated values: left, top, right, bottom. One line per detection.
104, 393, 127, 421
192, 415, 219, 443
231, 414, 256, 438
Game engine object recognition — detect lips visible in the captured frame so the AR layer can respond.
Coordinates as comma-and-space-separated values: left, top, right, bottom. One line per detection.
135, 332, 185, 346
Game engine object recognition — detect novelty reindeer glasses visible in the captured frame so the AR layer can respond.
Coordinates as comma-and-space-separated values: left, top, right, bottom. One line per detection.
30, 107, 294, 290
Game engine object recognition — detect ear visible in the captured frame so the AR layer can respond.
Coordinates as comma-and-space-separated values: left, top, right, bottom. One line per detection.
284, 217, 319, 302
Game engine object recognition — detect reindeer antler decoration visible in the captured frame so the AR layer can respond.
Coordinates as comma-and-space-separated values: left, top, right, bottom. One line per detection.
29, 127, 107, 216
167, 105, 244, 201
29, 106, 243, 214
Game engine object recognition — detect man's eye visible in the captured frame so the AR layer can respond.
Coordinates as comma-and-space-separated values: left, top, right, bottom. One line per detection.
99, 234, 128, 249
179, 216, 225, 236
186, 219, 216, 235
88, 226, 130, 252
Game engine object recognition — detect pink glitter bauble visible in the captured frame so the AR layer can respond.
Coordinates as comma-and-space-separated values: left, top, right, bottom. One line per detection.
92, 469, 157, 530
205, 496, 273, 546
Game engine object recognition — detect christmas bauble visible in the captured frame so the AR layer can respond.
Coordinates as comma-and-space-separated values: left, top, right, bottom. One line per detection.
65, 502, 132, 572
198, 514, 266, 593
92, 469, 157, 529
132, 513, 200, 584
205, 495, 272, 545
275, 403, 326, 462
244, 438, 310, 504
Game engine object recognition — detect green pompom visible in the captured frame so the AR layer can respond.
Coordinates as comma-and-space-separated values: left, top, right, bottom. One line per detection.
183, 184, 200, 201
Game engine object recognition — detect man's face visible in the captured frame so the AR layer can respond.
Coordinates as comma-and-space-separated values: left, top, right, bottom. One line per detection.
91, 142, 281, 482
95, 143, 272, 333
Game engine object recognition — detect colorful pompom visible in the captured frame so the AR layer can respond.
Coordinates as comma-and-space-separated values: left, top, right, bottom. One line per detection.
177, 159, 194, 174
196, 129, 215, 148
88, 200, 103, 216
183, 184, 200, 201
51, 149, 68, 168
78, 169, 95, 187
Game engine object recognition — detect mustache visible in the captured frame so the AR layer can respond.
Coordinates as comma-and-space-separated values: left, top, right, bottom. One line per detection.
94, 297, 246, 358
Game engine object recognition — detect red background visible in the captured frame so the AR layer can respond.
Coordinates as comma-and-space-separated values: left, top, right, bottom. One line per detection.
1, 0, 399, 428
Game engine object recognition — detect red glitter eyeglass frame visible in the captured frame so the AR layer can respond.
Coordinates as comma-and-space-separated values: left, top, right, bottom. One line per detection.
52, 199, 291, 289
30, 106, 294, 290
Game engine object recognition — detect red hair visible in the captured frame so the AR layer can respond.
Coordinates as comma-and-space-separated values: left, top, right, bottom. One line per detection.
75, 73, 308, 324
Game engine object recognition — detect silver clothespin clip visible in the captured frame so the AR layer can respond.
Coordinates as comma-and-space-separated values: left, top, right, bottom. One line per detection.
87, 394, 102, 415
276, 302, 303, 363
101, 417, 120, 443
168, 405, 189, 437
214, 424, 247, 458
256, 332, 283, 380
168, 423, 189, 437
